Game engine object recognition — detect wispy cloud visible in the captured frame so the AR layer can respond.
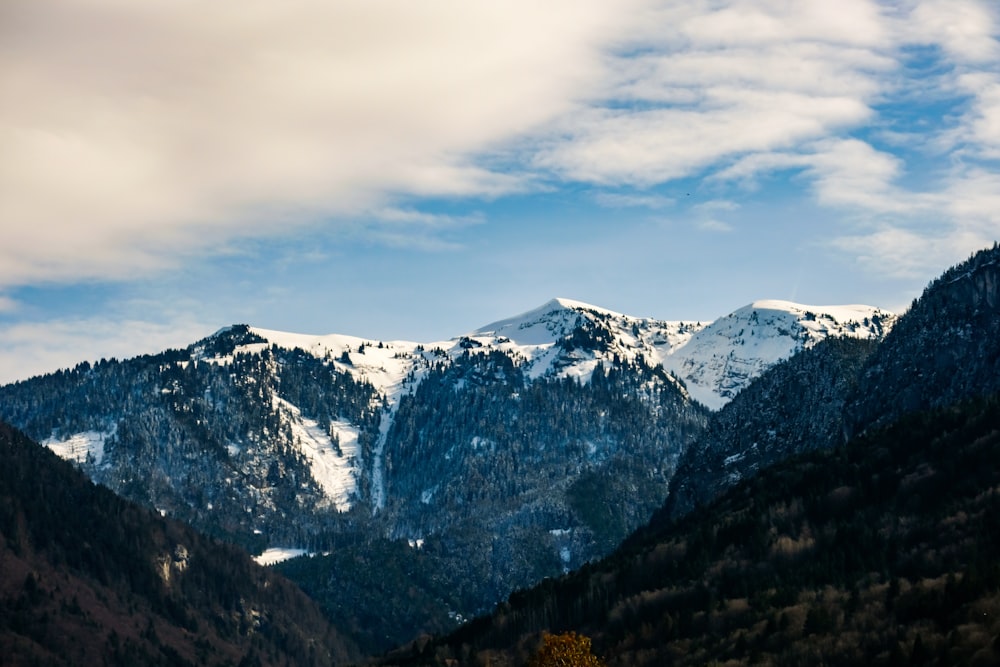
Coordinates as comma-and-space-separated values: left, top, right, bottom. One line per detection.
693, 200, 740, 213
531, 2, 889, 185
593, 193, 675, 209
362, 208, 486, 251
697, 219, 735, 233
0, 316, 211, 385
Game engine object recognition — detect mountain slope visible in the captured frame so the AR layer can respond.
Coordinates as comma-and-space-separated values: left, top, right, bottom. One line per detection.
387, 396, 1000, 667
0, 297, 893, 655
661, 300, 890, 409
0, 420, 359, 666
664, 335, 879, 520
846, 242, 1000, 436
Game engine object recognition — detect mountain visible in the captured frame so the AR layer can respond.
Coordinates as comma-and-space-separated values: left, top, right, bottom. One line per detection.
388, 396, 1000, 667
663, 243, 1000, 524
0, 297, 893, 654
658, 299, 891, 409
846, 243, 1000, 436
0, 420, 360, 666
663, 335, 879, 520
469, 297, 892, 410
377, 244, 1000, 667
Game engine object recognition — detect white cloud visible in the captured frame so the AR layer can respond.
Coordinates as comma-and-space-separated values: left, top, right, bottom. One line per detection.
697, 219, 735, 233
0, 316, 211, 384
907, 0, 999, 64
830, 225, 991, 280
593, 193, 675, 209
711, 138, 920, 214
0, 0, 639, 287
529, 1, 891, 185
954, 72, 1000, 159
693, 200, 740, 213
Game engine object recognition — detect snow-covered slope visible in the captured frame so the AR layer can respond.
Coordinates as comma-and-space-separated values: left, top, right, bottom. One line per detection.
243, 297, 895, 415
459, 297, 894, 410
661, 300, 894, 409
467, 298, 701, 383
231, 301, 895, 497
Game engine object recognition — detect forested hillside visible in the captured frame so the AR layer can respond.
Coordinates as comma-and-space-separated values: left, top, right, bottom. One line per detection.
847, 242, 1000, 436
388, 397, 1000, 666
665, 336, 878, 520
0, 420, 359, 666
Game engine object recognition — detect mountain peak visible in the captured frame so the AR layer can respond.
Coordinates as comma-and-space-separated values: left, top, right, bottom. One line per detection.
472, 297, 610, 343
663, 300, 895, 409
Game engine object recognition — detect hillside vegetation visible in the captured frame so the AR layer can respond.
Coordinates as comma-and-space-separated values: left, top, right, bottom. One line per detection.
386, 396, 1000, 666
0, 421, 359, 667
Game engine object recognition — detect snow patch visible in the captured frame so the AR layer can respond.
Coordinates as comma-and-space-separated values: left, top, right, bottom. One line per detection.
276, 398, 360, 512
42, 428, 114, 466
254, 548, 309, 566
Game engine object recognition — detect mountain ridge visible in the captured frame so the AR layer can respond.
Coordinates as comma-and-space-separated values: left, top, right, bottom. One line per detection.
236, 296, 894, 412
0, 295, 896, 654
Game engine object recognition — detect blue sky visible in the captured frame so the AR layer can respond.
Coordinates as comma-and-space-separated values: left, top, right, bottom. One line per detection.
1, 0, 999, 384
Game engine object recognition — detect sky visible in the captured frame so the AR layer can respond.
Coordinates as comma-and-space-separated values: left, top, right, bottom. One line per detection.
1, 0, 999, 384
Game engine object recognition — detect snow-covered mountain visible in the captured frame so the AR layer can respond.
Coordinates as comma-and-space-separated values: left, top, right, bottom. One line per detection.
2, 297, 895, 527
0, 295, 895, 654
661, 300, 893, 409
248, 296, 895, 413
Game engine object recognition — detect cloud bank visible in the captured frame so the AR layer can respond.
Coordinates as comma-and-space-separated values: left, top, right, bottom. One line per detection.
2, 0, 999, 289
0, 0, 634, 284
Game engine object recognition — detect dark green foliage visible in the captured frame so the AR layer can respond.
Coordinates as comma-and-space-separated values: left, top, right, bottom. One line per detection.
277, 537, 460, 656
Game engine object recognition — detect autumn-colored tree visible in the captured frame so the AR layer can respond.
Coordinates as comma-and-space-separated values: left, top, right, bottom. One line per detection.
528, 631, 606, 667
